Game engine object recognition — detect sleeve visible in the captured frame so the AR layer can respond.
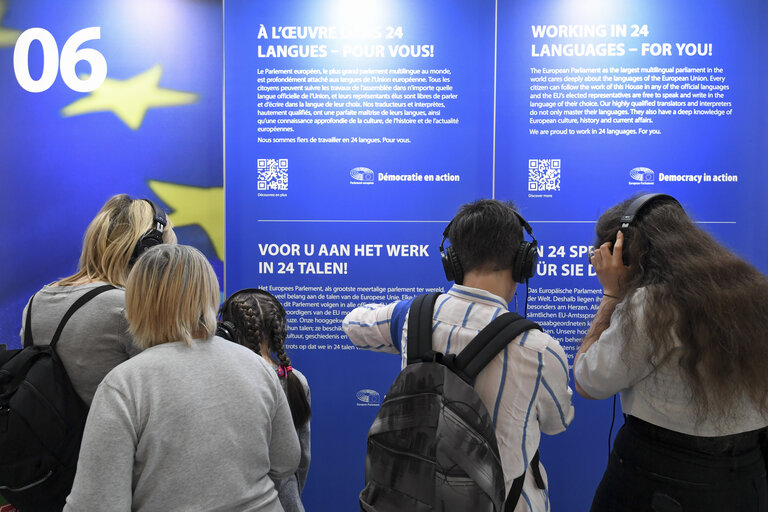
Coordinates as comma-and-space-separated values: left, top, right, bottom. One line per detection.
268, 368, 301, 480
64, 381, 137, 511
19, 306, 27, 346
537, 339, 575, 435
341, 299, 412, 354
573, 300, 653, 400
295, 385, 311, 493
19, 294, 35, 347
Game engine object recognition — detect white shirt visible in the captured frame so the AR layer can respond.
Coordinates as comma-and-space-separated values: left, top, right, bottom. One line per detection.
343, 284, 574, 512
574, 288, 768, 436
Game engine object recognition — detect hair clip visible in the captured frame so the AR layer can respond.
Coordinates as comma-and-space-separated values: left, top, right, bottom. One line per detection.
277, 365, 293, 377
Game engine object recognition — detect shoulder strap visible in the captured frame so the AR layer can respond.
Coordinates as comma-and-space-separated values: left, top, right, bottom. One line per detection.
505, 450, 544, 511
23, 294, 35, 348
49, 285, 117, 348
456, 312, 542, 382
406, 292, 441, 365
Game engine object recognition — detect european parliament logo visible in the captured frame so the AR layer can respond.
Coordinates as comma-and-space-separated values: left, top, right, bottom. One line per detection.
349, 166, 374, 185
356, 389, 381, 406
629, 167, 655, 185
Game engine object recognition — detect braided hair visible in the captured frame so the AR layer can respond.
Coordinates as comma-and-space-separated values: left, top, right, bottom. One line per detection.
219, 289, 311, 428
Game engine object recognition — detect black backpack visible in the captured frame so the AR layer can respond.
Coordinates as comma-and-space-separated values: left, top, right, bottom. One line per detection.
0, 285, 114, 511
360, 292, 545, 512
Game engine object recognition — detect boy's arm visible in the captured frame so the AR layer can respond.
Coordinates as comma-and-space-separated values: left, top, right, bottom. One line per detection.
342, 298, 414, 354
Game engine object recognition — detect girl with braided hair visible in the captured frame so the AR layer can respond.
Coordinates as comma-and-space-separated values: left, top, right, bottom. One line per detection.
219, 288, 311, 512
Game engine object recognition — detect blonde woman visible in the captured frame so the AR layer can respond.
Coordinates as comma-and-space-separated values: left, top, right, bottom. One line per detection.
65, 245, 300, 511
21, 194, 176, 406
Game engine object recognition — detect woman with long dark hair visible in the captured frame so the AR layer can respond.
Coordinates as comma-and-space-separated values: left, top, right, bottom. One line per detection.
219, 289, 311, 512
575, 194, 768, 511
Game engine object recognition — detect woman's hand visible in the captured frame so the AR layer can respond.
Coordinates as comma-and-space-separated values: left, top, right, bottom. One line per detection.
590, 230, 630, 297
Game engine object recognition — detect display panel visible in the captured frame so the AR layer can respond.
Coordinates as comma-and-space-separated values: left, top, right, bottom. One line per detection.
225, 1, 766, 510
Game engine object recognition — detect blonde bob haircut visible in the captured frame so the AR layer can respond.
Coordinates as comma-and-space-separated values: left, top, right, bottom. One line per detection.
57, 194, 177, 288
126, 244, 219, 349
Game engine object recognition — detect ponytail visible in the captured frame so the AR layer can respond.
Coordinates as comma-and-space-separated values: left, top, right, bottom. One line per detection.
276, 347, 312, 428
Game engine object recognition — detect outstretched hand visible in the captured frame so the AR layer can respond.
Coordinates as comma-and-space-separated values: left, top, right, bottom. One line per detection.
589, 230, 630, 297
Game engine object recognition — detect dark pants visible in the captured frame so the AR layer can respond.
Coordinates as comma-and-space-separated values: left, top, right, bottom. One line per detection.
590, 416, 768, 512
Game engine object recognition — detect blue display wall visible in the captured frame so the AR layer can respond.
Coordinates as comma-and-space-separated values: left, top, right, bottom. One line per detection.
224, 1, 766, 510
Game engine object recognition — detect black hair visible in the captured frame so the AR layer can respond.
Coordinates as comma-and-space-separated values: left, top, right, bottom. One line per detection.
219, 290, 311, 428
447, 199, 524, 275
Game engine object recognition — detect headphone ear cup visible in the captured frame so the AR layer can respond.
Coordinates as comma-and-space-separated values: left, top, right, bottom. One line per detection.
442, 246, 464, 285
130, 229, 164, 265
441, 248, 455, 282
524, 241, 539, 280
513, 241, 539, 282
216, 321, 237, 341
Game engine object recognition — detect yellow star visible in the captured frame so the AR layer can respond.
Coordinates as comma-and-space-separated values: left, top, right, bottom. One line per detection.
61, 64, 198, 130
0, 0, 22, 48
149, 181, 224, 261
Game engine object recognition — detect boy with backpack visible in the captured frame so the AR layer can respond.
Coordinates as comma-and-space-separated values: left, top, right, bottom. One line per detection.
342, 199, 574, 511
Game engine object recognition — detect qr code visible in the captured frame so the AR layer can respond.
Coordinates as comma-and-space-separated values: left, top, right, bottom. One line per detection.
528, 159, 561, 191
257, 159, 288, 191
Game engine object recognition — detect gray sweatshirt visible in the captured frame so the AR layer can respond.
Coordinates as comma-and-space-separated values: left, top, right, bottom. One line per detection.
21, 282, 140, 405
64, 336, 300, 511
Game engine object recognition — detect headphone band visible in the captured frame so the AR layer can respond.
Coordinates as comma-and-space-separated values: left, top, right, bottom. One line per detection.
514, 210, 535, 239
217, 288, 286, 343
439, 220, 453, 255
440, 211, 536, 256
620, 193, 682, 228
441, 207, 538, 284
219, 288, 286, 319
143, 199, 167, 232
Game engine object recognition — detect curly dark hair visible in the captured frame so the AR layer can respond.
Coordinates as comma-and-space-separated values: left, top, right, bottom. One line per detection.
447, 199, 524, 275
219, 290, 311, 427
595, 195, 768, 423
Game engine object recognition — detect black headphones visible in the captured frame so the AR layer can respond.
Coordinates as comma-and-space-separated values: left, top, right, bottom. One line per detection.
129, 199, 167, 265
591, 193, 683, 266
216, 288, 285, 341
440, 210, 539, 284
620, 193, 682, 229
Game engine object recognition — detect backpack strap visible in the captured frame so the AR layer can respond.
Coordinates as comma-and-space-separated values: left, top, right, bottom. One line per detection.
406, 292, 441, 365
1, 286, 113, 397
453, 312, 543, 511
455, 312, 541, 382
505, 468, 525, 512
22, 294, 35, 348
530, 450, 545, 489
504, 450, 544, 511
760, 428, 768, 483
49, 285, 117, 348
